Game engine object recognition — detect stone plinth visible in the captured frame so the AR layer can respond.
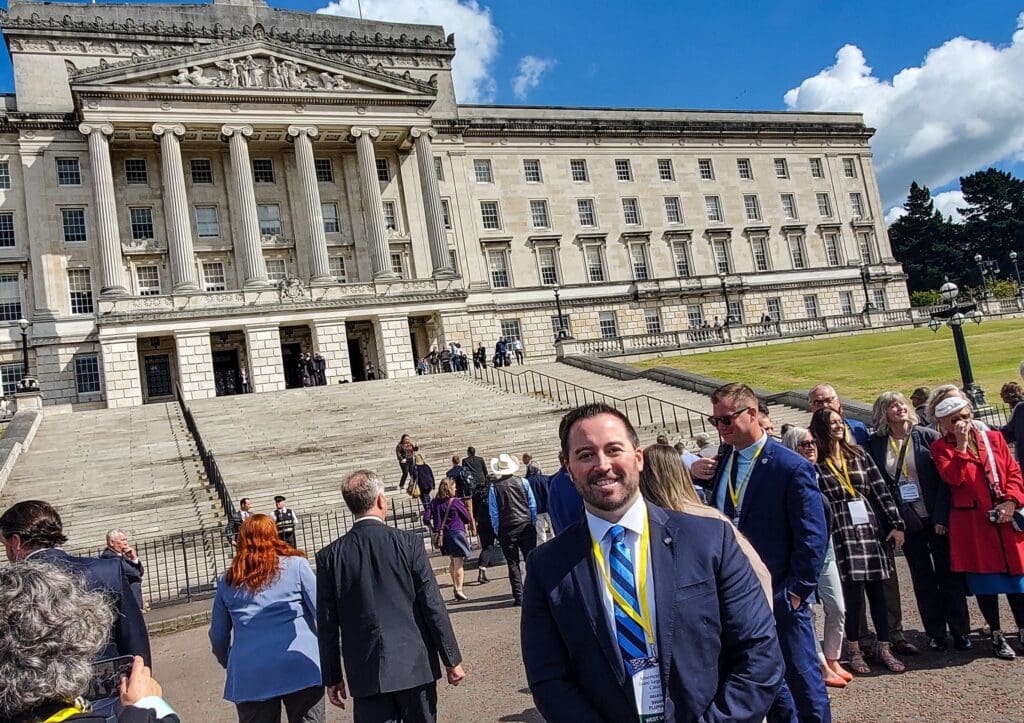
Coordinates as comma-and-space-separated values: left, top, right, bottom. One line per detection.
245, 324, 286, 393
100, 334, 143, 408
175, 330, 216, 401
311, 319, 351, 383
375, 314, 415, 379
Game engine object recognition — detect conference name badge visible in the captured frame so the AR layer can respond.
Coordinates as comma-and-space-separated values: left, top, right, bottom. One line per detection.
899, 483, 921, 503
848, 498, 870, 525
628, 654, 665, 722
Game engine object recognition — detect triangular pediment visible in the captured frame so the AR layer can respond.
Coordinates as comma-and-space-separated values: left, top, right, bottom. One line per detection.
68, 39, 437, 98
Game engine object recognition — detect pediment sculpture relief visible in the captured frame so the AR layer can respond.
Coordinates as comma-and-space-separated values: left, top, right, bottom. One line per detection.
167, 54, 360, 92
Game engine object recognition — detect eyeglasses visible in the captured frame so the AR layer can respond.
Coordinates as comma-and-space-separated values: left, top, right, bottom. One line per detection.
707, 408, 753, 427
798, 441, 817, 449
810, 396, 837, 407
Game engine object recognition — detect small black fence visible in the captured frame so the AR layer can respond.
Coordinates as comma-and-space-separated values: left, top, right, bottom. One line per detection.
177, 387, 237, 523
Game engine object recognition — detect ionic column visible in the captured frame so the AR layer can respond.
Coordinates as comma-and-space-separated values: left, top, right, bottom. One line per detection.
221, 124, 269, 288
79, 123, 129, 296
410, 127, 454, 278
152, 124, 200, 292
351, 126, 394, 279
287, 125, 332, 284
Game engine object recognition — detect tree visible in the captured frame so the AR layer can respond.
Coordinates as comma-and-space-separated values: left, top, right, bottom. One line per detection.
958, 168, 1024, 271
888, 182, 963, 291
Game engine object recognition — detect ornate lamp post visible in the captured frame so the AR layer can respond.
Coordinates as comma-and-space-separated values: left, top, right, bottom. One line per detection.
1010, 251, 1022, 297
553, 284, 568, 341
719, 273, 732, 326
16, 317, 38, 392
859, 263, 873, 312
974, 254, 1000, 298
928, 279, 985, 407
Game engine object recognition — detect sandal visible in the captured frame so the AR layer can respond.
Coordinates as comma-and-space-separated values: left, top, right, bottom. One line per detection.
847, 648, 870, 675
878, 643, 906, 673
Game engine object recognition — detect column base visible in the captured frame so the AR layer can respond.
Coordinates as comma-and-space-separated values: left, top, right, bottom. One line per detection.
243, 278, 272, 289
172, 282, 201, 294
373, 270, 399, 281
100, 286, 131, 298
308, 274, 335, 287
432, 268, 458, 280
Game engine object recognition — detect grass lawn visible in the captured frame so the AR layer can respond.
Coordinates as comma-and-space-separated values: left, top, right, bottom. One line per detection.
633, 317, 1024, 404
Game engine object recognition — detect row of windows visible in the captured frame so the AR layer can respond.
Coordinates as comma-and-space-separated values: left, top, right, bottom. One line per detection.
0, 356, 100, 397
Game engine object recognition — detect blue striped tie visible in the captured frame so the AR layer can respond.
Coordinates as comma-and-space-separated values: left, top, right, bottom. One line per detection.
608, 525, 648, 672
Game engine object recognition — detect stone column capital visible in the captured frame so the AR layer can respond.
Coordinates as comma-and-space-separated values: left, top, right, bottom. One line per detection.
152, 123, 186, 138
221, 124, 254, 138
287, 125, 319, 139
409, 127, 437, 141
349, 126, 380, 140
78, 122, 114, 137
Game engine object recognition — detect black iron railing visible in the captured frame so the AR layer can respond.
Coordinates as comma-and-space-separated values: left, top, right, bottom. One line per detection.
177, 386, 237, 526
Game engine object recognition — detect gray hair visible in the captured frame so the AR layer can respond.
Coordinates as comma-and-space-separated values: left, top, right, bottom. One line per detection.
808, 383, 835, 402
342, 469, 385, 516
781, 426, 812, 454
0, 561, 114, 717
925, 383, 961, 425
872, 391, 919, 436
694, 432, 711, 446
105, 529, 124, 544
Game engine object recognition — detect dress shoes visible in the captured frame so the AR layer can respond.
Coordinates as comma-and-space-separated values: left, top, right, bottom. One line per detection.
953, 634, 973, 651
992, 631, 1016, 660
928, 636, 948, 651
892, 640, 920, 655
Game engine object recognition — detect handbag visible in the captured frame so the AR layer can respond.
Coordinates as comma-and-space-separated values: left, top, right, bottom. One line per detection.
891, 437, 924, 535
432, 499, 454, 550
408, 480, 421, 498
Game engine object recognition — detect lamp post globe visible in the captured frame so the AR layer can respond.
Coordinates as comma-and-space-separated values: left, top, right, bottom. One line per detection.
928, 318, 941, 333
972, 309, 984, 325
939, 280, 959, 303
974, 254, 983, 263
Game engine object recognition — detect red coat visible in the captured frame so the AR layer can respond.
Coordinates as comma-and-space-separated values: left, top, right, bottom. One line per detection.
930, 429, 1024, 575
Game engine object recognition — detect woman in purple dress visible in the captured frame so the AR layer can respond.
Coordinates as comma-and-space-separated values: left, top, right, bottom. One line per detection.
425, 477, 473, 601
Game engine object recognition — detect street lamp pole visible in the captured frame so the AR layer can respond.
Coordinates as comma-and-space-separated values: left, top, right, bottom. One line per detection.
719, 273, 732, 325
859, 264, 872, 312
1010, 251, 1022, 296
15, 317, 38, 393
929, 279, 986, 407
553, 285, 567, 341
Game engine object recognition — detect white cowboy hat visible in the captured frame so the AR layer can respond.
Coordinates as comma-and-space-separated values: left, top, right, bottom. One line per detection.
934, 396, 968, 419
489, 453, 520, 477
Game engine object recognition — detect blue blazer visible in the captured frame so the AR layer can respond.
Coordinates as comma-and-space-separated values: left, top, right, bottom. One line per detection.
521, 503, 783, 723
710, 436, 827, 602
546, 467, 583, 535
846, 418, 870, 447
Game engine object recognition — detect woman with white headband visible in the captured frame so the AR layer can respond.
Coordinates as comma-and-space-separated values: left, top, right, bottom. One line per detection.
930, 395, 1024, 660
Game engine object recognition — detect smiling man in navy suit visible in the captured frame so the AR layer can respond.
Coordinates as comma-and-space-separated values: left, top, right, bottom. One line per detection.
521, 403, 783, 723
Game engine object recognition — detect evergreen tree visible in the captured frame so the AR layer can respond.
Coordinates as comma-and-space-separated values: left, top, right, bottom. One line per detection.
958, 169, 1024, 268
888, 182, 962, 291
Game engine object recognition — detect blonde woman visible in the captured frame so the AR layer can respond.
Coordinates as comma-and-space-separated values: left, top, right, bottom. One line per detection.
424, 477, 473, 601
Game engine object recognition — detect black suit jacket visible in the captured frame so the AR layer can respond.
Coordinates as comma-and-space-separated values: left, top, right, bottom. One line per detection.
316, 519, 462, 698
30, 548, 151, 665
867, 425, 949, 527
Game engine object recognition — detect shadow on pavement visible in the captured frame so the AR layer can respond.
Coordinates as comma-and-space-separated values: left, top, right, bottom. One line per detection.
497, 709, 544, 722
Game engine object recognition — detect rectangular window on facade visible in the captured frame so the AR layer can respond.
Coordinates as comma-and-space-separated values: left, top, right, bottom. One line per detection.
737, 158, 753, 180
523, 159, 543, 183
788, 235, 808, 269
577, 198, 597, 227
664, 196, 683, 224
0, 161, 11, 189
252, 159, 275, 183
843, 158, 858, 178
433, 156, 445, 182
705, 195, 723, 222
129, 207, 155, 240
599, 311, 618, 339
774, 158, 789, 179
727, 300, 743, 324
500, 318, 522, 342
195, 206, 220, 237
0, 363, 25, 394
0, 213, 14, 247
124, 158, 148, 185
671, 241, 691, 277
61, 208, 87, 243
487, 249, 510, 288
622, 197, 642, 225
873, 288, 888, 310
552, 314, 571, 338
67, 269, 93, 314
382, 201, 398, 231
816, 193, 833, 218
839, 290, 855, 315
314, 158, 334, 183
824, 233, 842, 266
614, 159, 633, 181
375, 158, 390, 182
265, 258, 287, 282
767, 297, 782, 321
202, 262, 226, 291
687, 304, 704, 329
537, 247, 559, 285
850, 192, 865, 218
751, 236, 770, 272
448, 248, 459, 274
441, 199, 452, 229
858, 232, 874, 263
257, 204, 282, 236
809, 158, 825, 179
390, 252, 407, 278
644, 308, 662, 334
329, 256, 347, 283
743, 194, 762, 221
136, 265, 160, 296
781, 194, 798, 220
0, 274, 21, 321
585, 245, 605, 282
658, 159, 675, 181
804, 294, 820, 318
698, 158, 715, 181
630, 244, 650, 280
473, 159, 493, 183
322, 203, 340, 233
56, 157, 81, 186
530, 199, 550, 228
712, 239, 731, 274
190, 158, 213, 184
570, 159, 589, 182
480, 201, 501, 230
74, 354, 101, 395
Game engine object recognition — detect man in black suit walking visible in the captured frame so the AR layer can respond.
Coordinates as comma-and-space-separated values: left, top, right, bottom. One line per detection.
317, 469, 466, 723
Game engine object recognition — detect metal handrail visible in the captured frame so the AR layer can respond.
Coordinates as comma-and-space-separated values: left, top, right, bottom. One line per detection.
176, 386, 237, 527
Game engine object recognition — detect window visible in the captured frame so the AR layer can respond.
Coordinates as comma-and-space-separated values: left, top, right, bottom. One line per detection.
0, 213, 14, 247
440, 199, 452, 229
195, 206, 220, 237
614, 159, 633, 181
629, 244, 650, 280
622, 198, 642, 225
664, 196, 683, 224
839, 290, 855, 315
824, 233, 842, 266
433, 156, 445, 182
705, 195, 723, 222
61, 208, 87, 243
751, 236, 770, 272
872, 289, 888, 310
530, 199, 550, 229
727, 300, 743, 325
737, 158, 753, 180
390, 252, 407, 278
850, 192, 865, 219
843, 158, 857, 178
816, 193, 833, 218
537, 247, 559, 285
257, 204, 282, 236
0, 161, 10, 189
658, 159, 675, 181
774, 158, 789, 179
266, 258, 287, 282
480, 201, 501, 230
671, 240, 691, 277
473, 159, 493, 183
858, 231, 874, 263
56, 158, 81, 186
448, 249, 459, 274
190, 158, 213, 184
67, 269, 93, 314
523, 159, 543, 183
570, 159, 589, 182
743, 194, 762, 221
552, 314, 571, 338
487, 249, 510, 288
766, 297, 782, 321
577, 199, 597, 227
136, 266, 160, 296
500, 319, 522, 342
803, 295, 819, 318
0, 274, 21, 321
314, 158, 334, 183
697, 158, 715, 181
124, 159, 148, 185
585, 245, 605, 282
129, 207, 154, 240
252, 159, 275, 183
712, 238, 731, 274
202, 262, 226, 292
0, 363, 24, 394
74, 355, 101, 395
599, 311, 618, 339
329, 256, 348, 283
788, 235, 808, 269
314, 203, 337, 234
644, 309, 662, 334
687, 305, 704, 329
809, 158, 824, 179
382, 201, 398, 231
375, 158, 390, 182
781, 194, 798, 220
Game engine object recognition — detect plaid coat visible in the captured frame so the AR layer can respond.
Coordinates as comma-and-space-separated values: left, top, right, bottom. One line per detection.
816, 449, 904, 582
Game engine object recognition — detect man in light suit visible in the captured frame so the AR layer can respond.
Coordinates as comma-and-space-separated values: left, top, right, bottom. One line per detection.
522, 403, 783, 723
316, 470, 465, 723
709, 383, 830, 723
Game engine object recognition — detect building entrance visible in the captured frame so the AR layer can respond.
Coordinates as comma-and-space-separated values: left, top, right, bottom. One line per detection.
281, 342, 303, 388
144, 354, 172, 399
212, 350, 241, 396
347, 339, 366, 381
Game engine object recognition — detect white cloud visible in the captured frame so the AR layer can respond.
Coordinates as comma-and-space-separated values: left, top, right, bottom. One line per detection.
785, 14, 1024, 208
317, 0, 499, 102
884, 189, 966, 226
512, 55, 555, 100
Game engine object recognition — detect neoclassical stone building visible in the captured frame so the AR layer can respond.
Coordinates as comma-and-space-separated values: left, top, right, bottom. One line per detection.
0, 0, 908, 408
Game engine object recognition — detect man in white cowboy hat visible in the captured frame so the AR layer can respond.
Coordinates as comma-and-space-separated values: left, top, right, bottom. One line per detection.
488, 452, 538, 606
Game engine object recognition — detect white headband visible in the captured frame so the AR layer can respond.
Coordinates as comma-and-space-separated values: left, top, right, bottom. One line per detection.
934, 396, 969, 419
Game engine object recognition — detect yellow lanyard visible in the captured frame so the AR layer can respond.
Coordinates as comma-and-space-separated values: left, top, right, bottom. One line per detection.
44, 706, 84, 722
826, 455, 857, 498
726, 442, 766, 511
591, 510, 655, 647
888, 436, 909, 479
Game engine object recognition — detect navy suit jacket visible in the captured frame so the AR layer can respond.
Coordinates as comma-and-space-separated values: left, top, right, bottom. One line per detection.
30, 547, 151, 665
710, 436, 827, 602
521, 503, 784, 723
846, 418, 870, 447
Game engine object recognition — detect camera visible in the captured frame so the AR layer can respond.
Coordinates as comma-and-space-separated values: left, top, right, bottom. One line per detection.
987, 509, 1001, 523
89, 655, 134, 700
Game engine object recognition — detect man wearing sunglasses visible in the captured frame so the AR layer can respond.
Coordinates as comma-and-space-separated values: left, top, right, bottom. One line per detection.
708, 383, 830, 723
808, 384, 869, 447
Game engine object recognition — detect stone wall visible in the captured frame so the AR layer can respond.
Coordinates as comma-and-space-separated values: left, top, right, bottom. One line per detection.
99, 334, 143, 408
174, 330, 215, 401
375, 314, 415, 379
311, 318, 351, 383
245, 324, 286, 393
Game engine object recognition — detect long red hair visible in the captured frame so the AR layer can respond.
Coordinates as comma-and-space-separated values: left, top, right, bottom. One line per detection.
226, 514, 306, 592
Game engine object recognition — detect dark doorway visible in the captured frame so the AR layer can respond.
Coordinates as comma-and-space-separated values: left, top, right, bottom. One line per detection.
348, 339, 365, 382
281, 342, 302, 389
212, 350, 240, 396
144, 354, 172, 399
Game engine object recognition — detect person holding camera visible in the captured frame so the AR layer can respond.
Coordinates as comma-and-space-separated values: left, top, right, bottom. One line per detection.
931, 395, 1024, 660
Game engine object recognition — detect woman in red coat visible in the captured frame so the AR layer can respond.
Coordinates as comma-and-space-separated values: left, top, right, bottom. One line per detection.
930, 395, 1024, 660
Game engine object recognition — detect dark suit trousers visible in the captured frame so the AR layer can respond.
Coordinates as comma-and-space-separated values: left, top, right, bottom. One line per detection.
353, 682, 437, 723
856, 551, 905, 645
499, 524, 537, 603
769, 592, 832, 723
899, 527, 970, 638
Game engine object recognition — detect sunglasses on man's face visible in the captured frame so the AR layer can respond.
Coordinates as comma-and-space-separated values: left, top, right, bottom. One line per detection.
707, 408, 753, 427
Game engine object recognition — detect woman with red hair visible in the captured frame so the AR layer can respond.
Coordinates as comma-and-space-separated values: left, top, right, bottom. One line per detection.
209, 514, 324, 722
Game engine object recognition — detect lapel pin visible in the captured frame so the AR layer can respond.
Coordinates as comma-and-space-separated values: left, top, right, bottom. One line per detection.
664, 537, 672, 545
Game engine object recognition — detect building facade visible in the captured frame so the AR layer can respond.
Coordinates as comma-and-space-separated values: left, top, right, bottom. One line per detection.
0, 0, 908, 408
